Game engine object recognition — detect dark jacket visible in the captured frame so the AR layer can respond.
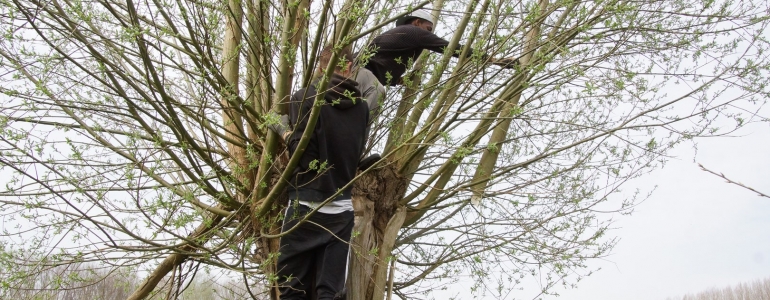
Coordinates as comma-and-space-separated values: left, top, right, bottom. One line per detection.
361, 25, 479, 86
287, 74, 369, 202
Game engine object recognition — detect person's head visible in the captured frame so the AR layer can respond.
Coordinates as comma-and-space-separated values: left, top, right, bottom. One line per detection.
395, 8, 435, 32
409, 18, 434, 32
318, 45, 355, 77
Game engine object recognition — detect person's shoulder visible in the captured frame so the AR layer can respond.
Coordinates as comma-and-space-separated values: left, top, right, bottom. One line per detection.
294, 83, 318, 96
355, 68, 376, 82
377, 25, 420, 36
392, 25, 422, 33
290, 87, 305, 98
290, 86, 316, 103
293, 86, 309, 94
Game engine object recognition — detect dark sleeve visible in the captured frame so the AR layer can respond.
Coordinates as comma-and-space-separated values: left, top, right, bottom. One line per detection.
412, 28, 452, 54
287, 89, 313, 153
407, 26, 485, 59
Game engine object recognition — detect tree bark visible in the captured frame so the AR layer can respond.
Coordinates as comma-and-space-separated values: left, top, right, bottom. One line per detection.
348, 164, 409, 300
221, 0, 249, 188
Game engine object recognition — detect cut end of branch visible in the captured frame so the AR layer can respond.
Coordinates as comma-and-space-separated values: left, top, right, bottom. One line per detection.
471, 194, 482, 206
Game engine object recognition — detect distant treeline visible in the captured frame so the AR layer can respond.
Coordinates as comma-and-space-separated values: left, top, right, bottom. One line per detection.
1, 262, 257, 300
666, 277, 770, 300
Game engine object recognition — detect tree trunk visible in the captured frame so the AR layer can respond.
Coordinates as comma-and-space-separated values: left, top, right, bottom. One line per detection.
348, 164, 408, 300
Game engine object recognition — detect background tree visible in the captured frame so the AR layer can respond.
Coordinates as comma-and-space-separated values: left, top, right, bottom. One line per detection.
0, 260, 252, 299
1, 0, 768, 299
666, 277, 770, 300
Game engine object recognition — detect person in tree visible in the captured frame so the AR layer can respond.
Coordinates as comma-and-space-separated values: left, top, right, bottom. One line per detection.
360, 8, 518, 86
272, 45, 369, 300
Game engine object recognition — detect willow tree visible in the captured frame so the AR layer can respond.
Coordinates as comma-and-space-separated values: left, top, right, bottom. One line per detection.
1, 0, 768, 299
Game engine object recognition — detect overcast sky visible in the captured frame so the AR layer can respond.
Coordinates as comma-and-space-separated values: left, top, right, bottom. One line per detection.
552, 118, 770, 299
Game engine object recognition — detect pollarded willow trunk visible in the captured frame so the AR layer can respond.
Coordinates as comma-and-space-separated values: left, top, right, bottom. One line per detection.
348, 164, 409, 300
250, 154, 289, 300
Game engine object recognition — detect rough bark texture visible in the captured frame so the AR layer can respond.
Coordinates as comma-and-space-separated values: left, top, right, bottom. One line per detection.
348, 164, 409, 300
253, 148, 290, 300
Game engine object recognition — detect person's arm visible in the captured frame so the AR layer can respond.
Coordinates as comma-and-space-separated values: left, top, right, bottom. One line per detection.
488, 57, 519, 68
353, 68, 384, 139
267, 90, 310, 143
286, 90, 314, 151
354, 68, 383, 115
409, 27, 519, 68
412, 28, 461, 57
267, 114, 291, 141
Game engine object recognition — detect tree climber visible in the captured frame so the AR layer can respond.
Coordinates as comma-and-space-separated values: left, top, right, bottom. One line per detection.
359, 8, 518, 87
273, 45, 369, 300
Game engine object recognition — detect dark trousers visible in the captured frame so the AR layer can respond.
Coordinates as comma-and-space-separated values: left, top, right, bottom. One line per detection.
277, 204, 354, 300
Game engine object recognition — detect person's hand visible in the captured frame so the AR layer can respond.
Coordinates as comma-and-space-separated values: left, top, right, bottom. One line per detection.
358, 154, 382, 171
495, 57, 519, 69
267, 114, 291, 140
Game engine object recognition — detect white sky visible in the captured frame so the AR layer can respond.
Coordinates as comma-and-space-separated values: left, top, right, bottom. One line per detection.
553, 119, 770, 299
